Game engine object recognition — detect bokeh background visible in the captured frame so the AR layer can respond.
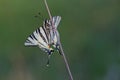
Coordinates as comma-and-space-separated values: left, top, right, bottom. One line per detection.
0, 0, 120, 80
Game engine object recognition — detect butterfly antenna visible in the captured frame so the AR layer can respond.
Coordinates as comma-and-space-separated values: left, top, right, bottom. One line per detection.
34, 12, 44, 21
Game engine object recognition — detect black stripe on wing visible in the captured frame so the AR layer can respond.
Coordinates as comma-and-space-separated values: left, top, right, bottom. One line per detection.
42, 26, 49, 43
36, 27, 47, 43
31, 33, 37, 41
24, 32, 38, 46
42, 20, 51, 44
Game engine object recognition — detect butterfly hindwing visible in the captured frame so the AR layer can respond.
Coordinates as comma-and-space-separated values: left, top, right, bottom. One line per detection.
52, 16, 61, 28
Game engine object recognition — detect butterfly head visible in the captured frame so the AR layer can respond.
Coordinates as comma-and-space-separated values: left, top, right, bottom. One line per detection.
49, 48, 54, 54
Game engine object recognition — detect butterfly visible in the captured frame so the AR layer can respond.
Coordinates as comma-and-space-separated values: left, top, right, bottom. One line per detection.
24, 16, 61, 60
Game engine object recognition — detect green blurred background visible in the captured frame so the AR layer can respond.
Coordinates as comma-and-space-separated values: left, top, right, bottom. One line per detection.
0, 0, 120, 80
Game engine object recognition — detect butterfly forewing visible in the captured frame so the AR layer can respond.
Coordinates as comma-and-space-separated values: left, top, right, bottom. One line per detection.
25, 34, 38, 46
40, 27, 49, 44
24, 27, 50, 50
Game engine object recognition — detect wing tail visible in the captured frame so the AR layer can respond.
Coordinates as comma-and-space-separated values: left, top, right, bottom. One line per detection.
52, 16, 61, 28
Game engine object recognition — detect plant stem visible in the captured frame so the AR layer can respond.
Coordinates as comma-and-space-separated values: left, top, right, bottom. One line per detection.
44, 0, 74, 80
44, 0, 52, 21
59, 42, 74, 80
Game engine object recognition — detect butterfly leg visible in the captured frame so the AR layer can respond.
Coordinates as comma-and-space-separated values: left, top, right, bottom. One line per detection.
46, 54, 51, 67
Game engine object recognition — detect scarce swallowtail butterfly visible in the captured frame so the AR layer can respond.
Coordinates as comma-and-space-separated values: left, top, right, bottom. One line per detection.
24, 16, 61, 55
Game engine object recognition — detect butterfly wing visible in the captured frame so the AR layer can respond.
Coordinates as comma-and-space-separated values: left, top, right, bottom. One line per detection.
42, 16, 61, 45
51, 16, 62, 54
24, 27, 52, 53
52, 16, 61, 44
52, 16, 61, 28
